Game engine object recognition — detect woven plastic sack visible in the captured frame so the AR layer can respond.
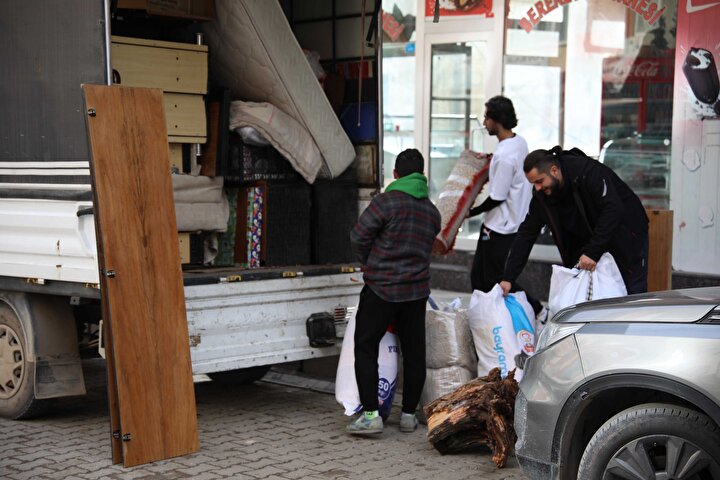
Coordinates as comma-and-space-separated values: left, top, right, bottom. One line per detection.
434, 150, 490, 253
419, 366, 474, 412
425, 309, 476, 372
335, 309, 399, 420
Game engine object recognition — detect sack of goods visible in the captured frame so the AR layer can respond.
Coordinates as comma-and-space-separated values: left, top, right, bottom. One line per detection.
434, 150, 491, 254
468, 285, 537, 382
335, 309, 399, 421
420, 308, 477, 412
548, 252, 627, 318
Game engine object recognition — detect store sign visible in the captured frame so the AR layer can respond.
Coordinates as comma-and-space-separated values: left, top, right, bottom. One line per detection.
518, 0, 665, 33
603, 57, 673, 82
425, 0, 494, 19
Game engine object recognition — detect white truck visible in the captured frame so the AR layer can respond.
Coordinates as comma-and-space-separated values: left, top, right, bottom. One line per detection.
0, 0, 380, 419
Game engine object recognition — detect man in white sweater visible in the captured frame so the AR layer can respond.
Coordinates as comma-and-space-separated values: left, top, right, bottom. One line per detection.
468, 95, 544, 318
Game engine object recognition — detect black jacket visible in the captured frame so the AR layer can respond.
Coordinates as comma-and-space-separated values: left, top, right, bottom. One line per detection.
503, 148, 648, 283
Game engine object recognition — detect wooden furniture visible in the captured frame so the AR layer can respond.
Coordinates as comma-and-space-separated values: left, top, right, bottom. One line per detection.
111, 35, 208, 144
83, 84, 199, 467
646, 209, 673, 292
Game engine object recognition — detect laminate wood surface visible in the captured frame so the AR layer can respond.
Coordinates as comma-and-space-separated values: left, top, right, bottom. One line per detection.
83, 84, 199, 467
647, 209, 673, 292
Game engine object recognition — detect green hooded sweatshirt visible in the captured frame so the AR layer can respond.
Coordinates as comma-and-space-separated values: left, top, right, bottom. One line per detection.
384, 172, 429, 199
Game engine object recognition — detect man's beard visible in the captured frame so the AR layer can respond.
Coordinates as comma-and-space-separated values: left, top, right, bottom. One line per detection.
543, 174, 562, 200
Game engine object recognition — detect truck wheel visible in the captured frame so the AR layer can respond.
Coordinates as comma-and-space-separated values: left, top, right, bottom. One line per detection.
0, 303, 44, 419
577, 403, 720, 480
209, 366, 270, 385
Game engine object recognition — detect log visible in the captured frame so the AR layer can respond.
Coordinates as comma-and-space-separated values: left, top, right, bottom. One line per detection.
424, 368, 519, 468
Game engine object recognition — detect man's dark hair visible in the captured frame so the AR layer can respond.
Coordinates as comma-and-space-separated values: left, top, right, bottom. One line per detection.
395, 148, 425, 177
485, 96, 518, 130
523, 148, 560, 174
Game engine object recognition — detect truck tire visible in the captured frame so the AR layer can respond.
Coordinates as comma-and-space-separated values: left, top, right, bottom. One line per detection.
209, 366, 271, 385
577, 403, 720, 480
0, 303, 45, 419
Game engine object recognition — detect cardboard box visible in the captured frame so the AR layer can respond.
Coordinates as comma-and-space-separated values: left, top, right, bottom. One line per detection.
117, 0, 216, 21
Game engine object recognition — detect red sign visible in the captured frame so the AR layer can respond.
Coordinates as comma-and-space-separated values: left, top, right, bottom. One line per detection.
382, 10, 405, 42
425, 0, 493, 18
518, 0, 665, 33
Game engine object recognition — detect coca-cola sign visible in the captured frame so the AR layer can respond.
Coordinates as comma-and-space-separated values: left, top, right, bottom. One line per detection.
603, 58, 671, 81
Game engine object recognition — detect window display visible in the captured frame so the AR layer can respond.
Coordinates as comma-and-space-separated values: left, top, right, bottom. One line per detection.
505, 0, 677, 209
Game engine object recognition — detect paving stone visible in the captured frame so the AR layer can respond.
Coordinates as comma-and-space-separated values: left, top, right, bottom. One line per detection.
0, 359, 527, 480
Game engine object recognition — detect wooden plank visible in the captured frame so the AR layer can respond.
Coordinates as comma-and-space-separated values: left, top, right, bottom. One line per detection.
646, 209, 673, 292
83, 85, 199, 467
111, 39, 208, 94
168, 143, 184, 173
94, 218, 123, 464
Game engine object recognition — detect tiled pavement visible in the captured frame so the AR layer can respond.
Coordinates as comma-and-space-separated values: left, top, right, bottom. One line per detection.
0, 358, 527, 480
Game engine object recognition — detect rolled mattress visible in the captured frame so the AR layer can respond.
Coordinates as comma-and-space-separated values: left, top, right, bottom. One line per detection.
203, 0, 356, 180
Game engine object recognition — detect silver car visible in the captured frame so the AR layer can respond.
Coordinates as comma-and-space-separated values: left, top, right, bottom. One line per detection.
515, 286, 720, 480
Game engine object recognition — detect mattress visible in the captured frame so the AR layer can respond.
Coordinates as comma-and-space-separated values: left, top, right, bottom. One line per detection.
204, 0, 356, 179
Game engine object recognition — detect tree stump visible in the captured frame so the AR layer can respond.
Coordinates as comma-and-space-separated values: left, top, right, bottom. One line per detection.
424, 368, 519, 468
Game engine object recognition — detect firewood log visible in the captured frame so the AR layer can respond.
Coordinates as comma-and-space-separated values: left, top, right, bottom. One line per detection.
423, 368, 519, 468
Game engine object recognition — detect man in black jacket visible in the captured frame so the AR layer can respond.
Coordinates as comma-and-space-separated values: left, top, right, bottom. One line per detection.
499, 146, 649, 296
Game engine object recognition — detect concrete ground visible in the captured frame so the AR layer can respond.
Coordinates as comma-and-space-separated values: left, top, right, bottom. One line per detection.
0, 356, 527, 480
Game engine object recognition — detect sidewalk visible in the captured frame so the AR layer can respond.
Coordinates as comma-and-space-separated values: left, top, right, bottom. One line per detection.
0, 358, 526, 480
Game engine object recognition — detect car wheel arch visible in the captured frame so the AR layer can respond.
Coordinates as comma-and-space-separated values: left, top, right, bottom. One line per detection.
551, 373, 720, 480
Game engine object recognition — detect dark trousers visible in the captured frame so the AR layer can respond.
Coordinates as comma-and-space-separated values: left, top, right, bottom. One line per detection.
471, 224, 543, 314
354, 286, 426, 414
621, 233, 649, 295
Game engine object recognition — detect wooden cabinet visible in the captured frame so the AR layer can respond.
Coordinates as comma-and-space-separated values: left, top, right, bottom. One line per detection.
111, 36, 208, 143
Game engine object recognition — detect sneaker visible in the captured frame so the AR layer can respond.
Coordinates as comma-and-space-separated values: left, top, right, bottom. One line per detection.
346, 413, 383, 435
399, 412, 418, 433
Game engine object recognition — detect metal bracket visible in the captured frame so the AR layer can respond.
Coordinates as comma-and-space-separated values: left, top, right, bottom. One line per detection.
112, 430, 120, 439
87, 108, 97, 117
122, 433, 132, 442
106, 270, 116, 278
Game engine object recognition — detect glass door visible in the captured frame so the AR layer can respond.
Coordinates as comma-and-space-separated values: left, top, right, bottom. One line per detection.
422, 32, 500, 246
428, 41, 487, 198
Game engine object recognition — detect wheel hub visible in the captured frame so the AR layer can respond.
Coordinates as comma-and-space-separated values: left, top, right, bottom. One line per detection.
0, 324, 24, 400
603, 434, 720, 480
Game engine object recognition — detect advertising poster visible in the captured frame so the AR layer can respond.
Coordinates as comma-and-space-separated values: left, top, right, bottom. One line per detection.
670, 0, 720, 274
424, 0, 493, 19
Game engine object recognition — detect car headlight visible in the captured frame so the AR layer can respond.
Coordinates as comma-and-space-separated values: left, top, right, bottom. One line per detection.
536, 321, 584, 351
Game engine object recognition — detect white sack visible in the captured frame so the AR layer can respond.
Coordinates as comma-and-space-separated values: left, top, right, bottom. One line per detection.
548, 253, 627, 318
335, 310, 399, 420
468, 285, 523, 380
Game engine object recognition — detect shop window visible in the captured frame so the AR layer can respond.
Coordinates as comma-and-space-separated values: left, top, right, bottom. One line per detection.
504, 0, 677, 210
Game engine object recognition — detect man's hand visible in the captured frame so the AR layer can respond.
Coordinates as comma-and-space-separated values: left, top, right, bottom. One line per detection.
499, 281, 512, 297
576, 254, 597, 271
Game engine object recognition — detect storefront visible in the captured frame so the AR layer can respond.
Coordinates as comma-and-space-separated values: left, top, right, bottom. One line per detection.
381, 0, 720, 288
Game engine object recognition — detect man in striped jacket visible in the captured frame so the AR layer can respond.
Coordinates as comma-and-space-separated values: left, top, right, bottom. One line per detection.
347, 148, 441, 435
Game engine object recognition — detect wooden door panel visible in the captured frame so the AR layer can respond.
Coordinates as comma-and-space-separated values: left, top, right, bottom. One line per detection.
83, 84, 199, 467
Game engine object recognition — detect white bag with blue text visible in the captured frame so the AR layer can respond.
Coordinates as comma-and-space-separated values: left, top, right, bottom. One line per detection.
468, 285, 536, 381
548, 252, 627, 318
334, 309, 399, 420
